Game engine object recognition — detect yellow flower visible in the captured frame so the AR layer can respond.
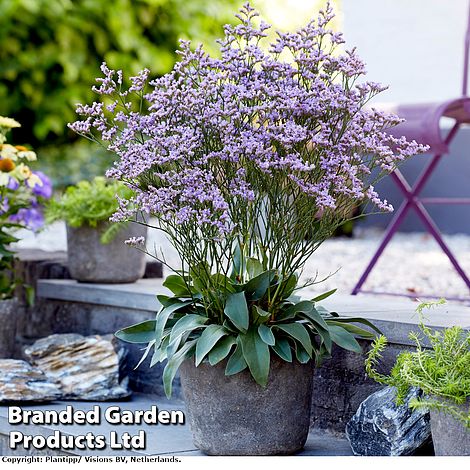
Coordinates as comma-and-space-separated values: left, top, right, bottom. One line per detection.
0, 158, 16, 172
0, 116, 21, 129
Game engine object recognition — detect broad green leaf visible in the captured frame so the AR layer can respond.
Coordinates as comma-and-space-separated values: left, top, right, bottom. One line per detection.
316, 305, 335, 317
328, 325, 362, 353
247, 258, 263, 278
224, 291, 249, 332
278, 273, 298, 299
157, 294, 173, 307
272, 337, 292, 362
115, 320, 156, 344
301, 306, 329, 330
208, 336, 236, 366
225, 343, 248, 375
150, 336, 170, 366
275, 323, 312, 357
327, 321, 375, 339
245, 270, 276, 300
163, 339, 197, 398
311, 289, 337, 303
253, 305, 271, 324
195, 324, 228, 366
169, 314, 208, 344
163, 274, 192, 297
258, 324, 275, 346
327, 317, 382, 335
230, 242, 242, 280
239, 327, 270, 387
134, 340, 156, 369
154, 300, 192, 348
312, 324, 332, 353
277, 300, 314, 321
294, 342, 311, 364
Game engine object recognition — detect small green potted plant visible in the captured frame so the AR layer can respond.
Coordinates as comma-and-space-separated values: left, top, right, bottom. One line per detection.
69, 2, 425, 456
0, 116, 52, 357
365, 299, 470, 456
46, 177, 147, 283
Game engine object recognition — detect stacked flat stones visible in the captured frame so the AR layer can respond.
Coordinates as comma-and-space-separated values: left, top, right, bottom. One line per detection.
0, 334, 130, 403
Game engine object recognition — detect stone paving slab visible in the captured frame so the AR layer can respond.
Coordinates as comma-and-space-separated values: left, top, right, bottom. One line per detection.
0, 394, 352, 456
37, 279, 470, 346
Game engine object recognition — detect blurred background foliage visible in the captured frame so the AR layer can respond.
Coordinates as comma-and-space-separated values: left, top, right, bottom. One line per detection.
0, 0, 337, 187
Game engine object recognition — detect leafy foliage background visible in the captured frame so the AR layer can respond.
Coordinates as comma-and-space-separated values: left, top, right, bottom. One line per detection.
0, 0, 240, 185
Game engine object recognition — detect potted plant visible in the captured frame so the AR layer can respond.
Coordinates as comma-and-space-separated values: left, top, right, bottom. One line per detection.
365, 299, 470, 456
69, 2, 425, 455
46, 177, 147, 283
0, 116, 52, 357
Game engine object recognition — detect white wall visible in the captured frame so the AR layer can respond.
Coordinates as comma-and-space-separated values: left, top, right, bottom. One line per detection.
343, 0, 469, 103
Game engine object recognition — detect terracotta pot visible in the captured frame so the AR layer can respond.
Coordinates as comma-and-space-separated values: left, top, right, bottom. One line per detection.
66, 221, 147, 283
179, 355, 314, 455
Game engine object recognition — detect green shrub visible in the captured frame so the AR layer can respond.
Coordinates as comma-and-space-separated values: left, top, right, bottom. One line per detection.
365, 299, 470, 428
0, 0, 239, 148
45, 177, 133, 243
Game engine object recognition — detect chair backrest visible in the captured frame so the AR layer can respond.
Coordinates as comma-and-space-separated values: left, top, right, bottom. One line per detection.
462, 1, 470, 95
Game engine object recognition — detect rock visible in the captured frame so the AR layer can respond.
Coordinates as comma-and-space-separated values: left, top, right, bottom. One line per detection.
345, 386, 432, 456
23, 333, 131, 401
0, 359, 61, 402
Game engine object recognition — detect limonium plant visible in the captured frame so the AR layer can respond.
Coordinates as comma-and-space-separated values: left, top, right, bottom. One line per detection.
70, 3, 427, 397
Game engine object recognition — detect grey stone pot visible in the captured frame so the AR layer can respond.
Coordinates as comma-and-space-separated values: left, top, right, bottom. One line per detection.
179, 355, 314, 456
0, 298, 19, 358
430, 398, 470, 456
66, 221, 147, 283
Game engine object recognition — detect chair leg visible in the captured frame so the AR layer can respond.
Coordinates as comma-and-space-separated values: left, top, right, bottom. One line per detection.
351, 200, 410, 295
411, 200, 470, 291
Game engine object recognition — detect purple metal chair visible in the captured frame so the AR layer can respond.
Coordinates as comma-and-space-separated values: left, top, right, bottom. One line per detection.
352, 4, 470, 299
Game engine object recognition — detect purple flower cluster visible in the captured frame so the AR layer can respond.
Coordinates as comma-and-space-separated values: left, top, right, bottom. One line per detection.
70, 2, 426, 235
5, 171, 52, 231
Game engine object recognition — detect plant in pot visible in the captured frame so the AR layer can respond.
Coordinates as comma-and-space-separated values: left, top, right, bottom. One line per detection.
69, 2, 426, 455
365, 299, 470, 456
0, 116, 52, 357
45, 177, 147, 283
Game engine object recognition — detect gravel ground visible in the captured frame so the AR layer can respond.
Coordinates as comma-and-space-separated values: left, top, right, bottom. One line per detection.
13, 222, 470, 304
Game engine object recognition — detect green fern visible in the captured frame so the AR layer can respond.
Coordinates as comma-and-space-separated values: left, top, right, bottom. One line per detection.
45, 177, 134, 243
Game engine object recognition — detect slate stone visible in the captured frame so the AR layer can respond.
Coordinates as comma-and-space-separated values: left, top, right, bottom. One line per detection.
345, 386, 432, 456
0, 359, 61, 403
23, 333, 130, 401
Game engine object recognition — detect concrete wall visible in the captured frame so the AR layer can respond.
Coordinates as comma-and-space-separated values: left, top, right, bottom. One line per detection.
343, 0, 468, 104
343, 0, 470, 234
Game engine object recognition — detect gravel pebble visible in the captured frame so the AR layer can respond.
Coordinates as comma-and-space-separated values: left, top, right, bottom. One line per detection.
14, 223, 470, 304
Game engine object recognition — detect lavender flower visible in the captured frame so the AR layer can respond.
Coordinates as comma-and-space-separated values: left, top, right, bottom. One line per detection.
70, 2, 427, 279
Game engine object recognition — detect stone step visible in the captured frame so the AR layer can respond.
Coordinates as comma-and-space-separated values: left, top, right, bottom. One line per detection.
29, 279, 470, 434
0, 394, 352, 456
37, 278, 470, 345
